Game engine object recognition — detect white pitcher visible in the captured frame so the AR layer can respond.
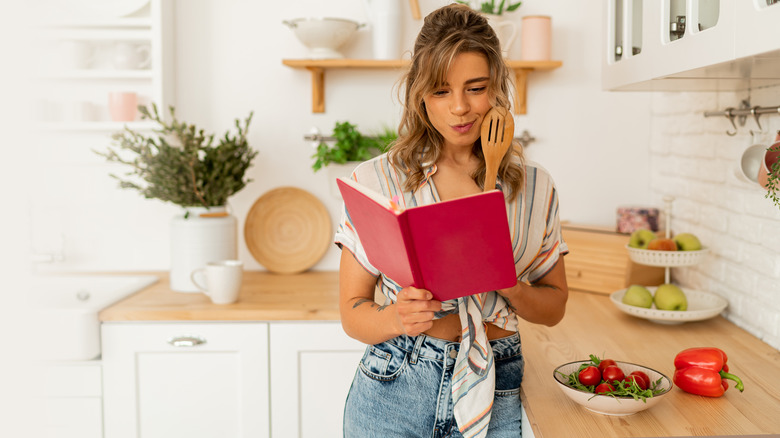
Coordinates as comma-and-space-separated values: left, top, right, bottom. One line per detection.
364, 0, 402, 60
487, 16, 518, 58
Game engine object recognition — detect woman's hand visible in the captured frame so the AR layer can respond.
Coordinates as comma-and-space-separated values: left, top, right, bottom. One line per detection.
394, 287, 442, 336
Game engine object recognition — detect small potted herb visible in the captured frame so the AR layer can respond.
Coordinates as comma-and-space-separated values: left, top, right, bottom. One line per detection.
456, 0, 522, 16
764, 142, 780, 211
312, 120, 396, 198
311, 121, 396, 172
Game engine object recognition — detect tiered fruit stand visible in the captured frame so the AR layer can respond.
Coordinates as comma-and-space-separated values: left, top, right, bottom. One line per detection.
610, 197, 727, 324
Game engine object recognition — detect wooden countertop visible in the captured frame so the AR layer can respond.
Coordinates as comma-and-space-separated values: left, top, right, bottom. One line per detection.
518, 291, 780, 437
99, 271, 341, 321
100, 271, 780, 436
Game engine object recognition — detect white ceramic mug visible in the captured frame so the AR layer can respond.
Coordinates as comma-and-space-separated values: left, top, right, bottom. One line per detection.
58, 40, 94, 70
190, 260, 244, 304
112, 42, 151, 70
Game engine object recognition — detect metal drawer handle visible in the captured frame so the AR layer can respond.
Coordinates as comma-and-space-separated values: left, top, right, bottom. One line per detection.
167, 335, 207, 347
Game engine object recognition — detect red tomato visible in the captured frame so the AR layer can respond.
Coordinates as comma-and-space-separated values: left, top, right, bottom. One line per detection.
578, 366, 601, 386
602, 365, 625, 383
598, 359, 617, 374
595, 383, 615, 394
624, 374, 649, 390
629, 371, 650, 388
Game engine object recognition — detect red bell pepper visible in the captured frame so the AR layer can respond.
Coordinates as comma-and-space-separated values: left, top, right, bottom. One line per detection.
673, 347, 744, 397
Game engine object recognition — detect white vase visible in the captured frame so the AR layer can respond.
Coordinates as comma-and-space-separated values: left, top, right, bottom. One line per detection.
170, 206, 237, 293
364, 0, 402, 60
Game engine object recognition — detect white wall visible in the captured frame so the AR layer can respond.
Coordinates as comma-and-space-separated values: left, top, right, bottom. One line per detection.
30, 0, 653, 274
649, 86, 780, 349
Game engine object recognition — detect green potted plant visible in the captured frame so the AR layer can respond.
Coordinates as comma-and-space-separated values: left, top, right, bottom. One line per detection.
311, 121, 395, 171
764, 143, 780, 211
95, 103, 257, 292
456, 1, 522, 57
98, 104, 257, 212
311, 120, 396, 198
456, 0, 522, 16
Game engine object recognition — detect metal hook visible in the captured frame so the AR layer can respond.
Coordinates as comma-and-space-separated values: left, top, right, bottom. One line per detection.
751, 106, 764, 132
725, 108, 738, 136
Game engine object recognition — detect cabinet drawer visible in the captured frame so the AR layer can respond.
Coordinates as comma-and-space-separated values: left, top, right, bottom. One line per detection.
563, 225, 664, 294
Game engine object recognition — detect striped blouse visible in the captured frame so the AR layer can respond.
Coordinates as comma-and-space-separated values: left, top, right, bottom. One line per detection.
334, 152, 568, 437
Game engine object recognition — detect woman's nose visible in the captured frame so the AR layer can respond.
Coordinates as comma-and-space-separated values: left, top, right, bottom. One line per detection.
450, 93, 469, 115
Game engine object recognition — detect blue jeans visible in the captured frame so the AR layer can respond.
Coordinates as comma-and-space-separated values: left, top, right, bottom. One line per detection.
343, 333, 524, 437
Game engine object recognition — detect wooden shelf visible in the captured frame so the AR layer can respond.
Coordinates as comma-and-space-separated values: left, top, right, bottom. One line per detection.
282, 59, 562, 114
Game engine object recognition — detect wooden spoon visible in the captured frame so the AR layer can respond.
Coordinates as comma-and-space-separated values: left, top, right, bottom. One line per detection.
480, 107, 514, 192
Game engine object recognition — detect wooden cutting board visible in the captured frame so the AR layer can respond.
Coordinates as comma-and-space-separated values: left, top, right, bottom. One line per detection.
244, 187, 332, 274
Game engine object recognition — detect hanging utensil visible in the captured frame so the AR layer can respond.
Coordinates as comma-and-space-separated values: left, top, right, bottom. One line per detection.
480, 107, 514, 192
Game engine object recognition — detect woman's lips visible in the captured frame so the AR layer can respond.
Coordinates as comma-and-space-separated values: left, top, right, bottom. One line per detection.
451, 122, 474, 134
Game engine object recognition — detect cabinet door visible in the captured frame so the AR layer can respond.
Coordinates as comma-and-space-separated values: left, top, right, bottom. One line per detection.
269, 322, 365, 438
102, 322, 269, 438
735, 0, 780, 58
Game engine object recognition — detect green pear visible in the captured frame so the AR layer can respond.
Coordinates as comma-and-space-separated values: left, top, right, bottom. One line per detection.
622, 285, 653, 308
673, 233, 702, 251
654, 284, 688, 311
628, 229, 657, 249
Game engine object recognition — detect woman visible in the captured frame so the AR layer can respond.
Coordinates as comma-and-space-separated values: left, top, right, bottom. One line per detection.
335, 4, 568, 437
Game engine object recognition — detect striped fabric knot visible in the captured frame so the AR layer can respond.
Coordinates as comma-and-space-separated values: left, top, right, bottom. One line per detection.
452, 294, 495, 438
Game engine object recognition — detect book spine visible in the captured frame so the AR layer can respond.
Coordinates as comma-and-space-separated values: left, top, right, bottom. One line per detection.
398, 214, 425, 289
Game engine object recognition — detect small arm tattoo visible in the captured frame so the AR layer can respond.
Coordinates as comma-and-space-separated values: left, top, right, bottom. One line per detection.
353, 298, 389, 312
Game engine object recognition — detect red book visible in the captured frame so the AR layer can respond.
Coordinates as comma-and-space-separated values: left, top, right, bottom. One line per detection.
337, 177, 517, 301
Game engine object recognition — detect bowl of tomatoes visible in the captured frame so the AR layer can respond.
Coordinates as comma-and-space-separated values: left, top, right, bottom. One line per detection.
553, 356, 673, 416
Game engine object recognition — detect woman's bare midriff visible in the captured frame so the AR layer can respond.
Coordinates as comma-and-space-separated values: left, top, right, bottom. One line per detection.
424, 313, 515, 342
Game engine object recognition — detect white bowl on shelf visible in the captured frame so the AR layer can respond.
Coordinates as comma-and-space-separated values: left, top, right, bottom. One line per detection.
283, 17, 364, 59
553, 360, 672, 416
625, 245, 709, 267
610, 287, 728, 324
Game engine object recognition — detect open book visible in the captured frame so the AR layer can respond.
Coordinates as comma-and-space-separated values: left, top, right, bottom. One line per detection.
337, 177, 517, 301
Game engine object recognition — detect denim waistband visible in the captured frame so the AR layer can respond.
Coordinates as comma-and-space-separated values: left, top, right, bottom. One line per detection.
386, 332, 521, 364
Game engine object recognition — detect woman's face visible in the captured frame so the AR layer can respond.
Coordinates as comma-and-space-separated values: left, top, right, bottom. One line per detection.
422, 51, 492, 151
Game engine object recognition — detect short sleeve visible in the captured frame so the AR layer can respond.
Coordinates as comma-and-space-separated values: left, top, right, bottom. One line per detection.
526, 173, 568, 283
334, 197, 380, 277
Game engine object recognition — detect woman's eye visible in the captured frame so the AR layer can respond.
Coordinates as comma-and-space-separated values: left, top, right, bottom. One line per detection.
469, 86, 487, 93
432, 89, 448, 96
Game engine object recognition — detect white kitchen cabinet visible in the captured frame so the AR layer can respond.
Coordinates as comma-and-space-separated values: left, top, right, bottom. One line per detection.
39, 361, 104, 438
269, 322, 366, 438
33, 0, 174, 130
101, 322, 270, 438
603, 0, 780, 91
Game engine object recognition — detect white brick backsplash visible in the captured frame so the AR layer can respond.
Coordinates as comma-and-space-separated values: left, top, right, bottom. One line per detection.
652, 92, 719, 116
652, 86, 780, 350
729, 215, 767, 244
723, 264, 759, 295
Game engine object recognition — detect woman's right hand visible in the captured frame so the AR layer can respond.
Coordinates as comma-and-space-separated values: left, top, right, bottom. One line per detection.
394, 287, 442, 337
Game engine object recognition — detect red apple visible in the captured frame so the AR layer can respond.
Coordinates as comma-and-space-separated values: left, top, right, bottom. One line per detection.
647, 238, 677, 251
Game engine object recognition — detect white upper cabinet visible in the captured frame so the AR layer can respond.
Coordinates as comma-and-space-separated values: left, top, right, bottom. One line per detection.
32, 0, 174, 131
603, 0, 780, 91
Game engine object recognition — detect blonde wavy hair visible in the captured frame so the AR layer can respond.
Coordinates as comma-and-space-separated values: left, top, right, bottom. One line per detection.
388, 3, 525, 199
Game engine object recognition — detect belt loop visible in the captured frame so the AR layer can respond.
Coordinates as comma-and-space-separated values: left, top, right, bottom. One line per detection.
409, 335, 425, 365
